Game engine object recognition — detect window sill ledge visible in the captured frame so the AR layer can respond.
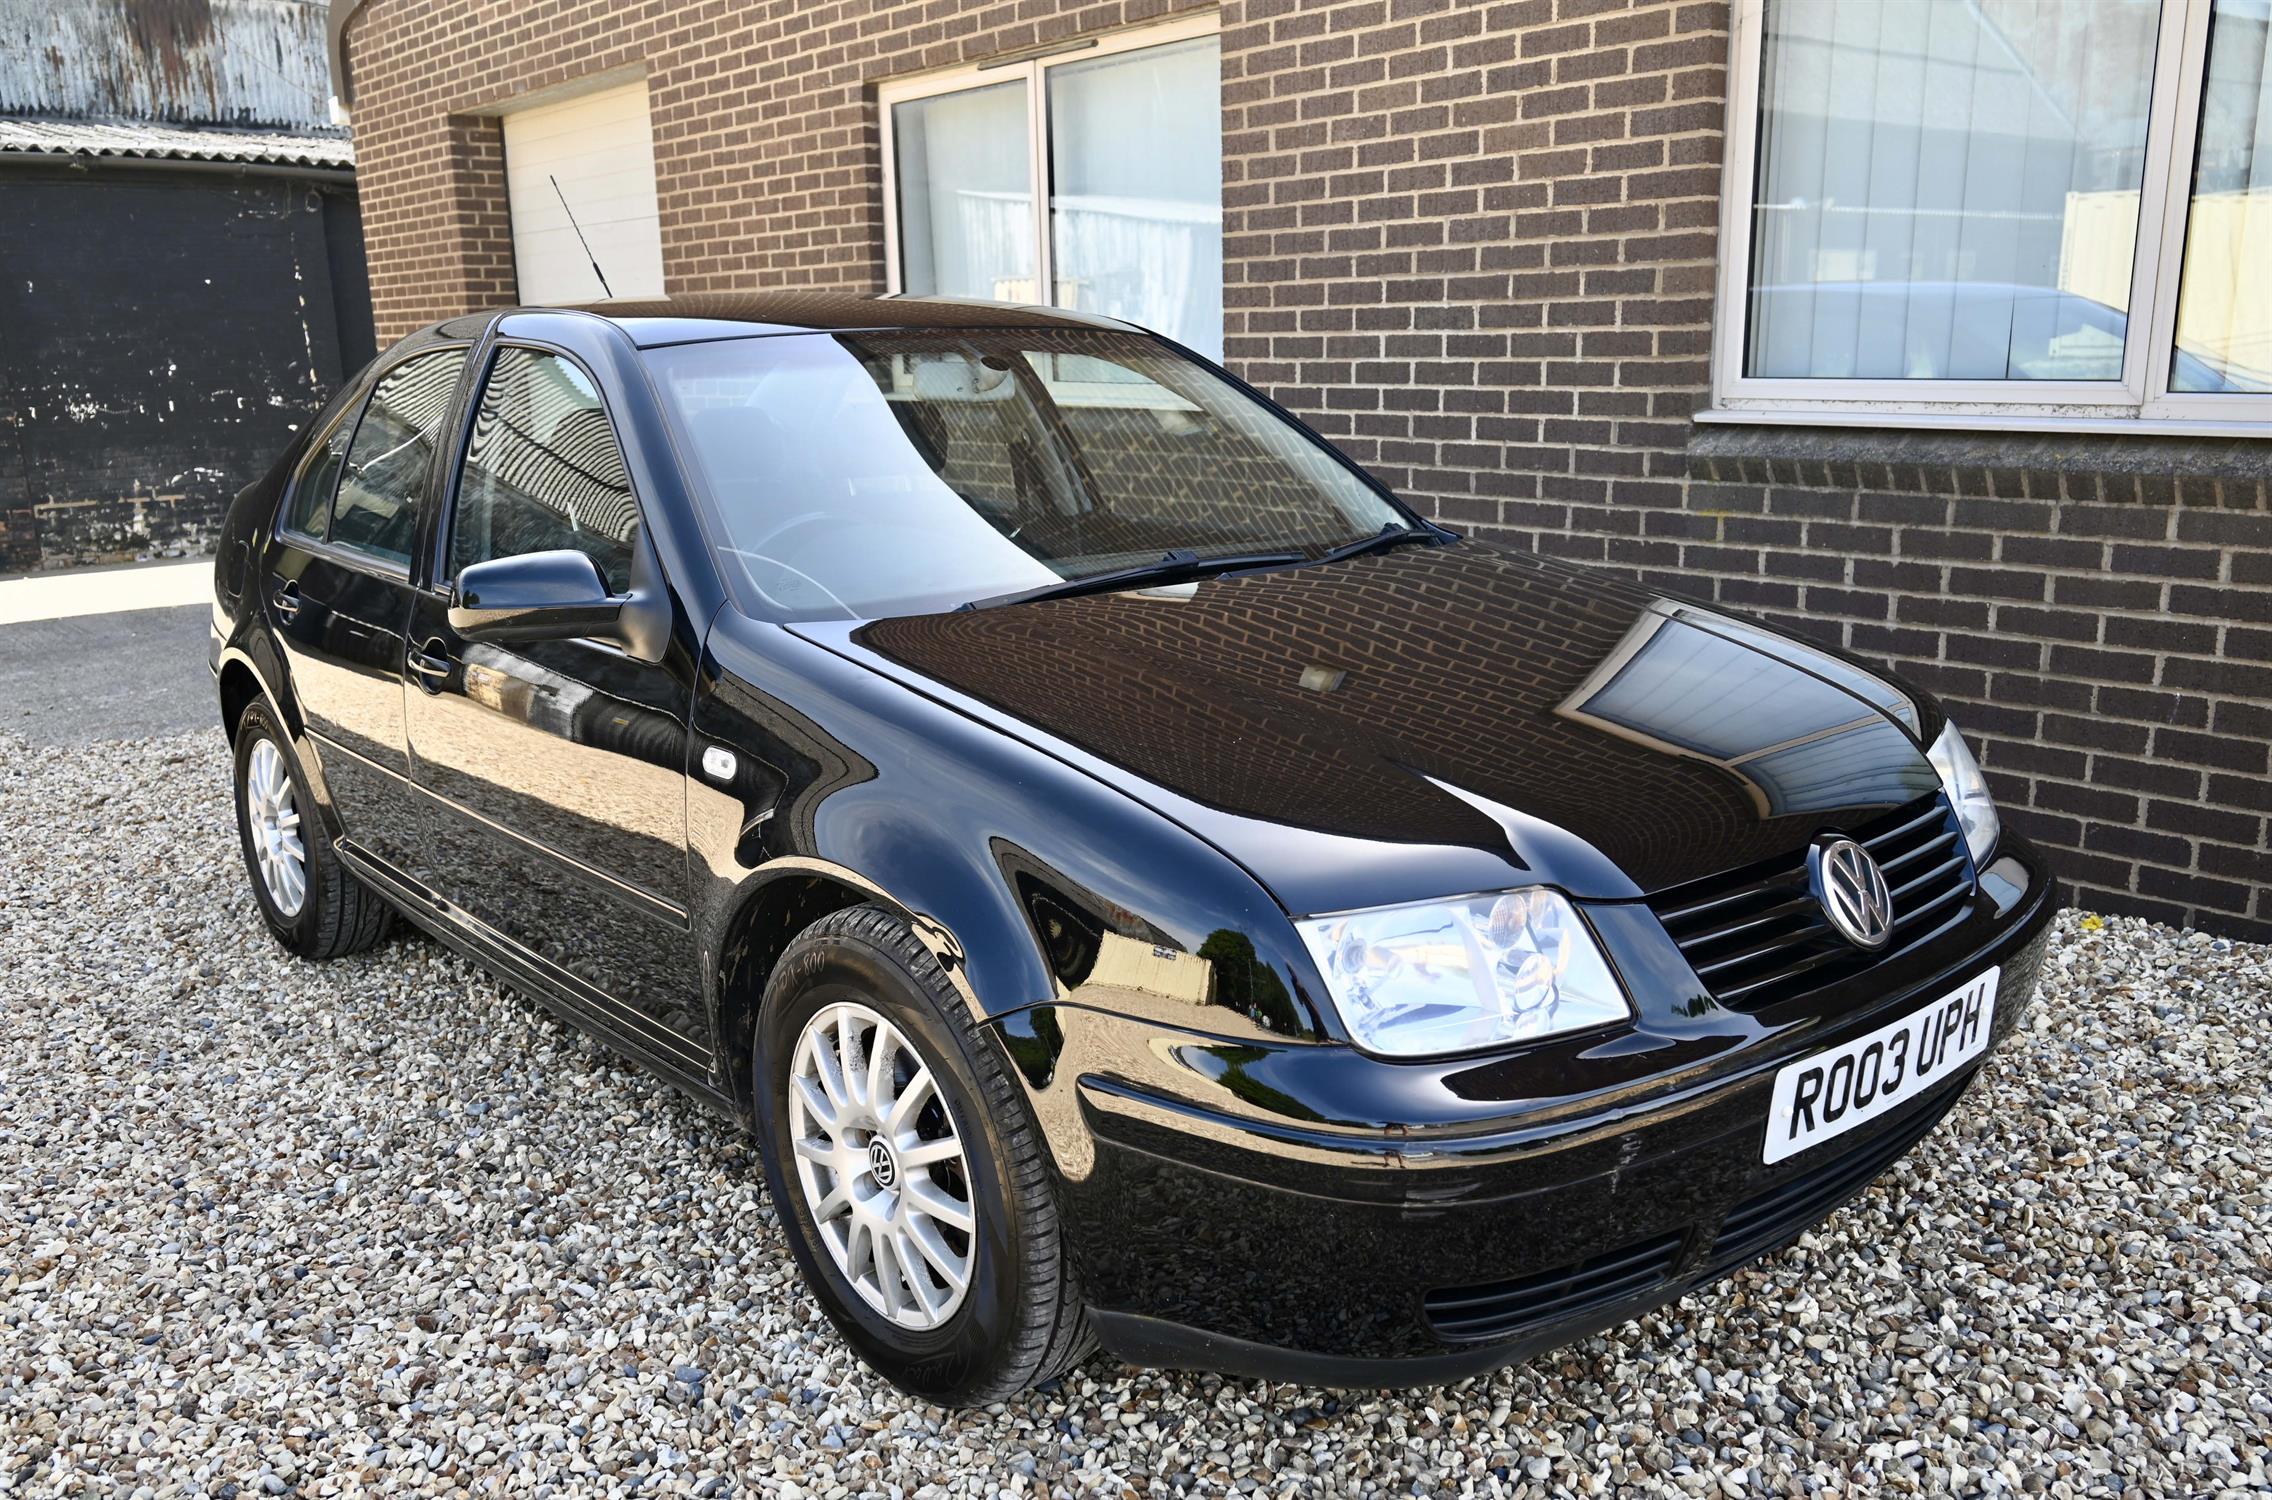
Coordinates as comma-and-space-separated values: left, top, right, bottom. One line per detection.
1695, 406, 2272, 443
1685, 410, 2272, 497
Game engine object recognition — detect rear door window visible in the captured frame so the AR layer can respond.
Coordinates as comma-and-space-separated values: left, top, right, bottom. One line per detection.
332, 348, 467, 567
284, 417, 355, 540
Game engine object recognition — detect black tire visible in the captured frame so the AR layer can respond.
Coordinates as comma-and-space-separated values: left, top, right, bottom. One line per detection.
231, 701, 394, 960
752, 904, 1093, 1404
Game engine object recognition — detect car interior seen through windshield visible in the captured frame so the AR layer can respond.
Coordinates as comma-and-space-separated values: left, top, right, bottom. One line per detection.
646, 329, 1413, 619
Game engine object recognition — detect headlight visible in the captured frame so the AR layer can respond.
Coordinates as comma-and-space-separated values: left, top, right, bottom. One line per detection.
1294, 888, 1631, 1057
1927, 718, 1999, 867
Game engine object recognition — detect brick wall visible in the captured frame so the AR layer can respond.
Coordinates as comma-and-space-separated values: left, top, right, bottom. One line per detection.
1215, 0, 2270, 941
343, 0, 1215, 345
340, 0, 2272, 939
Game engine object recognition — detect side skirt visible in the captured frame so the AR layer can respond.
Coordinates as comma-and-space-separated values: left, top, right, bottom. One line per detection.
335, 838, 738, 1121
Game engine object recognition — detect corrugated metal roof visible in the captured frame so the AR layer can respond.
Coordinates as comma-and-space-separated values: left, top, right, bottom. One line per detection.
0, 116, 352, 168
0, 0, 336, 130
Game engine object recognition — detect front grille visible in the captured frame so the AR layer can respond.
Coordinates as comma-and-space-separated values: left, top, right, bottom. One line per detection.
1705, 1068, 1973, 1274
1424, 1230, 1684, 1343
1650, 795, 1975, 1011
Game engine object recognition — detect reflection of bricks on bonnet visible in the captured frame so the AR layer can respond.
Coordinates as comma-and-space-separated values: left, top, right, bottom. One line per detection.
866, 549, 1791, 878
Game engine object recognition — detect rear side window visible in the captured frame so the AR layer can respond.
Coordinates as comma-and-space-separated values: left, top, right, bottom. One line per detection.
332, 348, 467, 567
451, 347, 638, 593
285, 418, 355, 540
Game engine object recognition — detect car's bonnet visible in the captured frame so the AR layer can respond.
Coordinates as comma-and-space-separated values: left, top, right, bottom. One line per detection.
795, 541, 1944, 915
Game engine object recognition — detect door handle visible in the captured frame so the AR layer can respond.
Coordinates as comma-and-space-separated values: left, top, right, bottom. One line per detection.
270, 580, 302, 620
407, 638, 454, 692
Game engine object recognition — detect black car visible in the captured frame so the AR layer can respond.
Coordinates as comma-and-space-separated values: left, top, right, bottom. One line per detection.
211, 293, 2058, 1404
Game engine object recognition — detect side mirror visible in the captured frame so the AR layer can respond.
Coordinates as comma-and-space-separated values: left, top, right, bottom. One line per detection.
449, 550, 621, 643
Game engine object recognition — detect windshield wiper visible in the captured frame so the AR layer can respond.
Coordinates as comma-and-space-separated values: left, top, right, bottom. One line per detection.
1312, 520, 1451, 565
959, 547, 1304, 611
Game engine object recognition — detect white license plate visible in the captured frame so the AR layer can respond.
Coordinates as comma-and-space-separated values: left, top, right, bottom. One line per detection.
1763, 967, 2000, 1165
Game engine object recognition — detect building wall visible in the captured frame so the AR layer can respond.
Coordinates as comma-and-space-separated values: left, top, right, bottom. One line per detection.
341, 0, 1216, 345
1213, 0, 2270, 942
0, 165, 374, 570
338, 0, 2272, 940
0, 0, 337, 128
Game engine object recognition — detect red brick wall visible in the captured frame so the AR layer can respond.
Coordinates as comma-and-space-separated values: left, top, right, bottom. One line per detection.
1213, 0, 2270, 941
1219, 0, 1723, 534
341, 0, 2272, 939
343, 0, 1215, 344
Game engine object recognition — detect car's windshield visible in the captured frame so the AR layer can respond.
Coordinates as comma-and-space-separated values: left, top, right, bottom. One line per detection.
644, 327, 1412, 619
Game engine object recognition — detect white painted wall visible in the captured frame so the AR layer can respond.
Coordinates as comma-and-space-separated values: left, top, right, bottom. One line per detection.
502, 81, 665, 304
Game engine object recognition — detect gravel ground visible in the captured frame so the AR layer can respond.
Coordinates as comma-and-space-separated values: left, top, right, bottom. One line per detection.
2, 728, 2268, 1499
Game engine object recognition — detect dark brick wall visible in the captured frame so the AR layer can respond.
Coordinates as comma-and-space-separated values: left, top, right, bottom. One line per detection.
340, 0, 2272, 938
344, 0, 1215, 345
1216, 0, 2270, 941
1677, 429, 2272, 938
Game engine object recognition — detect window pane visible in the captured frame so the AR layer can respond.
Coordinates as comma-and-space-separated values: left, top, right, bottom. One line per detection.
1746, 0, 2160, 382
1047, 36, 1223, 359
453, 348, 638, 593
333, 348, 465, 565
893, 80, 1034, 301
2171, 0, 2272, 393
287, 418, 354, 540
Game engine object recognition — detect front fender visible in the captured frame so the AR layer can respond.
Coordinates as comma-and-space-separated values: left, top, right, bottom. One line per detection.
687, 616, 1334, 1055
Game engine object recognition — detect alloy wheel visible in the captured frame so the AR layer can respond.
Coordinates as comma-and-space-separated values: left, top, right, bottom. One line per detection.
245, 737, 307, 917
787, 1000, 976, 1330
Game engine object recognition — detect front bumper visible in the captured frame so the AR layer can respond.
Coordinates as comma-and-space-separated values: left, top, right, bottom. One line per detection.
991, 831, 2060, 1385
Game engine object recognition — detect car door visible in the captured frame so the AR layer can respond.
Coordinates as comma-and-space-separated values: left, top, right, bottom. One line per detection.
266, 345, 467, 851
397, 341, 705, 1064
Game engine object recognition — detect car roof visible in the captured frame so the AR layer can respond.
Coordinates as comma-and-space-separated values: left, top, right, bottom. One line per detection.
547, 291, 1137, 349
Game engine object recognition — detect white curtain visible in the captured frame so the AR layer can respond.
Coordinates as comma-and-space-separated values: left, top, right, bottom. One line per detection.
1747, 0, 2159, 382
894, 81, 1032, 301
1048, 195, 1213, 352
1047, 36, 1223, 358
891, 36, 1225, 358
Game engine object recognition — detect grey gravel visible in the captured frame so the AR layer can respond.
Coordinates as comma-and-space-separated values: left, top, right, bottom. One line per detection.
3, 728, 2269, 1497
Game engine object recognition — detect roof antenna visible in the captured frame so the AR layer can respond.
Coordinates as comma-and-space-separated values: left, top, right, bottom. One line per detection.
550, 174, 614, 299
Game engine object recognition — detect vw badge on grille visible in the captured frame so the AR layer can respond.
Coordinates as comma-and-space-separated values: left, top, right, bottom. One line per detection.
1810, 836, 1894, 950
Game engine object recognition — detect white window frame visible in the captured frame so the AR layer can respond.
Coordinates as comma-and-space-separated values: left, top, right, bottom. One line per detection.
1707, 0, 2272, 435
876, 12, 1222, 314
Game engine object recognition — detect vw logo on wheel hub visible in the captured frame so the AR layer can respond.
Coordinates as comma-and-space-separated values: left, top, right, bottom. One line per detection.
1810, 836, 1895, 950
867, 1138, 898, 1188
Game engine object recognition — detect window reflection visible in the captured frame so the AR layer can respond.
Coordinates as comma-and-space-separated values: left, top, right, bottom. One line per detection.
287, 419, 353, 540
1746, 0, 2160, 382
1558, 607, 1911, 818
332, 348, 465, 565
2172, 0, 2272, 393
648, 329, 1400, 620
454, 348, 638, 593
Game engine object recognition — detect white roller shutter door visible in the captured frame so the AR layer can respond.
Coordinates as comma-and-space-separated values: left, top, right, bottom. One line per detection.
502, 81, 665, 303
